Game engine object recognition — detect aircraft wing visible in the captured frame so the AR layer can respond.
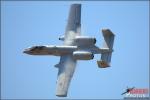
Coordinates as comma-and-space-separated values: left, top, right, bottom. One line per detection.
64, 4, 81, 46
55, 4, 81, 97
55, 55, 76, 97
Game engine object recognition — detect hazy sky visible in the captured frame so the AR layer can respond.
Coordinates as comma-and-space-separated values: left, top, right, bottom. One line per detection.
1, 1, 149, 99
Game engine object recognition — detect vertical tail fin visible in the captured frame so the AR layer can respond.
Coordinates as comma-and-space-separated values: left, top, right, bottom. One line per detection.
97, 29, 115, 68
102, 29, 115, 49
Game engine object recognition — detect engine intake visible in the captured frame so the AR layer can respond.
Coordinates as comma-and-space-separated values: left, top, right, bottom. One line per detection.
73, 51, 94, 60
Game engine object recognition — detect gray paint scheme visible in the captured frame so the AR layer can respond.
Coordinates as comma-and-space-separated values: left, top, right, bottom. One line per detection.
23, 4, 115, 97
56, 4, 81, 96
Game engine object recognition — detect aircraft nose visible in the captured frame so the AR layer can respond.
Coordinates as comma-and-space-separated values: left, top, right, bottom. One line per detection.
23, 48, 30, 54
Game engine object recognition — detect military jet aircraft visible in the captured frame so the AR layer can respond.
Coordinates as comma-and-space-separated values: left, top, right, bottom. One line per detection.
23, 4, 115, 97
121, 87, 135, 95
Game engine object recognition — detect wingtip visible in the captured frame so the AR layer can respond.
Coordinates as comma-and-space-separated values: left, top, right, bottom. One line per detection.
56, 94, 67, 97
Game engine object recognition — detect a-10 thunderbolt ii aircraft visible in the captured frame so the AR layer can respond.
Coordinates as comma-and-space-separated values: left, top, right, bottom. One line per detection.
23, 4, 115, 97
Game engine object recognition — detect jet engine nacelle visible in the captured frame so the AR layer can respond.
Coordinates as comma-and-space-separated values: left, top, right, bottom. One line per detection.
59, 36, 96, 46
74, 36, 96, 46
73, 51, 94, 60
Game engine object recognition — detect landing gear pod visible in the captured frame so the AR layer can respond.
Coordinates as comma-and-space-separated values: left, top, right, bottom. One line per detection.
59, 35, 65, 41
